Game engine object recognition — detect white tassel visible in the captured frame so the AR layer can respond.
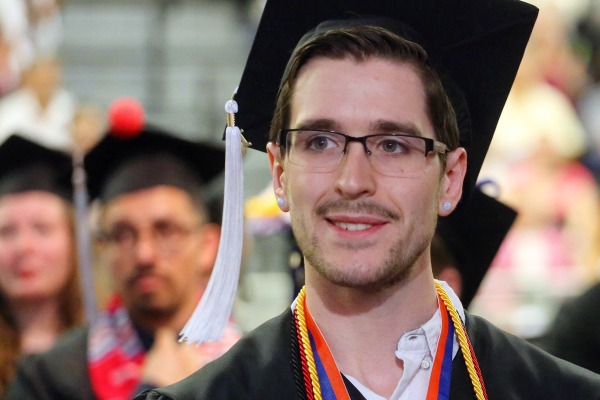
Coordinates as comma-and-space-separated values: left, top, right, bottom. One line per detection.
179, 100, 244, 344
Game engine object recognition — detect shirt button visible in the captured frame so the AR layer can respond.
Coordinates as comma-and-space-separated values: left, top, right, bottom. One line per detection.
420, 360, 431, 370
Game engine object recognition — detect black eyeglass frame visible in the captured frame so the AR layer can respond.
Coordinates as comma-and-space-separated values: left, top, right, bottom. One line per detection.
278, 129, 449, 157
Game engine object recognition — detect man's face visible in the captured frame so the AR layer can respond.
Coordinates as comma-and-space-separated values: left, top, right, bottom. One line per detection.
100, 185, 217, 324
268, 57, 465, 291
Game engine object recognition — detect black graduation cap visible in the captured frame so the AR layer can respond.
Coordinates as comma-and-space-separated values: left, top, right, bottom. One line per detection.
437, 188, 517, 308
84, 126, 226, 203
0, 134, 73, 199
182, 0, 538, 345
233, 0, 538, 200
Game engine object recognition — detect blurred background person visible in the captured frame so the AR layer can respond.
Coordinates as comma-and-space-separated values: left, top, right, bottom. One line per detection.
70, 102, 107, 155
540, 279, 600, 374
473, 0, 600, 340
28, 0, 66, 56
0, 0, 35, 96
0, 134, 83, 398
0, 52, 76, 150
6, 117, 240, 400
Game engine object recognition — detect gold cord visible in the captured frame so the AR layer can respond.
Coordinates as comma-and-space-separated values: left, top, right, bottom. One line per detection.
295, 284, 488, 399
296, 288, 323, 400
435, 281, 487, 400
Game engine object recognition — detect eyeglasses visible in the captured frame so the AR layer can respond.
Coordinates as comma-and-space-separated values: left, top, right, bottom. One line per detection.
99, 220, 200, 257
279, 129, 449, 177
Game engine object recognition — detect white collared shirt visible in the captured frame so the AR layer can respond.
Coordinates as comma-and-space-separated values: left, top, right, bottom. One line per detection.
344, 281, 465, 400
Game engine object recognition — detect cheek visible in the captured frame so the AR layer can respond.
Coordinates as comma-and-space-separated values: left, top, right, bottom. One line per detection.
39, 232, 74, 290
286, 169, 326, 209
0, 243, 12, 267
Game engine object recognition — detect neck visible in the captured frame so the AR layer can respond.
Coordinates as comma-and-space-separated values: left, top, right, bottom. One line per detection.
304, 264, 438, 397
11, 298, 63, 354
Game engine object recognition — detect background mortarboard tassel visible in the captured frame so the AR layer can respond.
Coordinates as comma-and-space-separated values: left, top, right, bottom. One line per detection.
182, 0, 538, 344
72, 151, 97, 324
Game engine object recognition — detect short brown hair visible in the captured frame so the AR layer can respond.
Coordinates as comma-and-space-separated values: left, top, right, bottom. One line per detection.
269, 25, 460, 165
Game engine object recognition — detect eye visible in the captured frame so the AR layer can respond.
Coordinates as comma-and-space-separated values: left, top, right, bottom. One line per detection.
375, 137, 411, 154
154, 221, 185, 241
302, 132, 340, 151
0, 225, 16, 240
33, 223, 54, 237
107, 225, 136, 244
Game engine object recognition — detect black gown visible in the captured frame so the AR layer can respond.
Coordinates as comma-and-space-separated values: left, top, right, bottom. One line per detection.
541, 282, 600, 375
136, 309, 600, 400
5, 328, 96, 400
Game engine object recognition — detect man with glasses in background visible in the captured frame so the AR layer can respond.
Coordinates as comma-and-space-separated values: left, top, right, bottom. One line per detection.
6, 126, 241, 400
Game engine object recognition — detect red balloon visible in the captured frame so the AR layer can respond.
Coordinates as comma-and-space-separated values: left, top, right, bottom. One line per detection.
108, 97, 145, 138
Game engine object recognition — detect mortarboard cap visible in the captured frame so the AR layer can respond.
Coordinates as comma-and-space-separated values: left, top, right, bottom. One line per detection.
234, 0, 538, 200
181, 0, 538, 344
436, 188, 517, 308
84, 125, 226, 203
0, 135, 73, 200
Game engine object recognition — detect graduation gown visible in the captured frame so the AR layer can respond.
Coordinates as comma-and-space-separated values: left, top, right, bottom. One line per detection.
137, 309, 600, 400
541, 282, 600, 374
5, 327, 96, 400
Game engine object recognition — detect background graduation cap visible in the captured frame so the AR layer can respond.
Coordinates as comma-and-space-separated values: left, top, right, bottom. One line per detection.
436, 188, 517, 308
0, 134, 73, 198
84, 123, 226, 204
181, 0, 538, 344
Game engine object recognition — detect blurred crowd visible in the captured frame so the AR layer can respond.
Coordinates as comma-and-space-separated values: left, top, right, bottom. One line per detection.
470, 0, 600, 340
0, 0, 106, 154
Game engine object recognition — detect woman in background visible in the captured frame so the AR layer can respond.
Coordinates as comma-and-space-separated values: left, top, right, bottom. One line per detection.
0, 135, 83, 397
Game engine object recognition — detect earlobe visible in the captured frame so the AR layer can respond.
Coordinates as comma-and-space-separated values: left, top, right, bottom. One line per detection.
439, 147, 467, 216
267, 142, 289, 211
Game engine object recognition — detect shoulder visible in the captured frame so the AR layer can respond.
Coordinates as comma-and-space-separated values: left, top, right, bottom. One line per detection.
464, 313, 600, 398
19, 326, 88, 371
6, 326, 94, 399
139, 310, 298, 400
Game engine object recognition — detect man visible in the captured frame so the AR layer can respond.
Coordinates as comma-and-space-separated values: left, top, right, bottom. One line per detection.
6, 126, 240, 399
139, 0, 600, 399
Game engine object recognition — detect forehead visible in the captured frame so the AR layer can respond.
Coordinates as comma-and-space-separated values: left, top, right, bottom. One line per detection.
290, 56, 432, 136
0, 191, 67, 218
102, 185, 199, 225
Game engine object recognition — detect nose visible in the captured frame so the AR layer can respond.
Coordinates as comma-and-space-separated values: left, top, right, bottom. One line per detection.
334, 142, 376, 199
14, 230, 35, 254
132, 231, 158, 265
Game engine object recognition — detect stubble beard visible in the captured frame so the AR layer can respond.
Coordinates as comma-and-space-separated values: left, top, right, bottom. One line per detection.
292, 201, 437, 292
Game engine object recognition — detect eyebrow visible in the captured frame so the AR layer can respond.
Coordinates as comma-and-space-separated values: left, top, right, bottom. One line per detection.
370, 120, 423, 136
292, 119, 424, 137
294, 119, 339, 131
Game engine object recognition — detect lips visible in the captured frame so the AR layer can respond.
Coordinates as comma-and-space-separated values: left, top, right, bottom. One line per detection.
326, 215, 387, 234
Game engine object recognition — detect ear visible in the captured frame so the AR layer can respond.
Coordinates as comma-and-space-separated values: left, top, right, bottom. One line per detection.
438, 147, 467, 216
435, 265, 463, 298
267, 142, 289, 212
195, 223, 221, 281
